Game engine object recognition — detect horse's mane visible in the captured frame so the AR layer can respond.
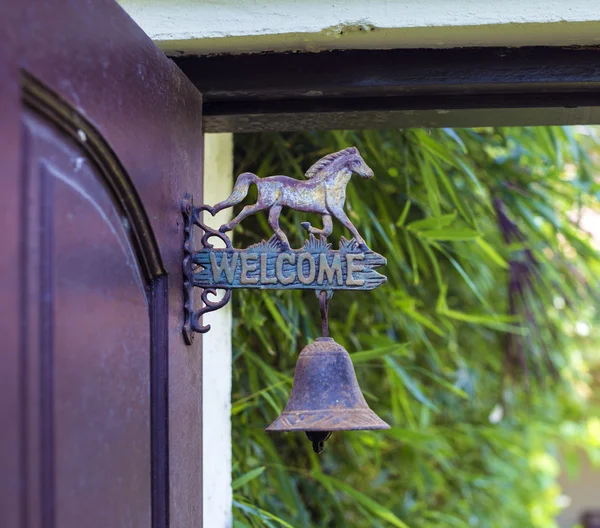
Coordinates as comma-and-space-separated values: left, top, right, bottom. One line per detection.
304, 147, 358, 179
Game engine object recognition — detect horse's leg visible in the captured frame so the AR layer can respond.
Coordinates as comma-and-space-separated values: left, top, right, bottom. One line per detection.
268, 205, 291, 250
329, 208, 369, 250
220, 203, 264, 232
301, 214, 333, 237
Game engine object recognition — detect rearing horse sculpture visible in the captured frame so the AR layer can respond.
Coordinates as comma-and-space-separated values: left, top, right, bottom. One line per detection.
211, 147, 374, 250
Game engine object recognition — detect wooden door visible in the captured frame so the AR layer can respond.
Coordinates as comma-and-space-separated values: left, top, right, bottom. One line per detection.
0, 1, 204, 527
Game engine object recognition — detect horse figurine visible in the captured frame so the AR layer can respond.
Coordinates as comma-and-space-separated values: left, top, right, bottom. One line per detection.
210, 146, 374, 250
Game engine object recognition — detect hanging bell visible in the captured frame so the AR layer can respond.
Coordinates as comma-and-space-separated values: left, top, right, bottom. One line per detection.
266, 337, 390, 453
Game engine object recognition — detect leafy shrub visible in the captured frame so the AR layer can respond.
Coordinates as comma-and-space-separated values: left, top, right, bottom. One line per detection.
230, 128, 600, 528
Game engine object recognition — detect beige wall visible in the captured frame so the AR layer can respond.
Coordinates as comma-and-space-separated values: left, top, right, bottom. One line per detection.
558, 452, 600, 528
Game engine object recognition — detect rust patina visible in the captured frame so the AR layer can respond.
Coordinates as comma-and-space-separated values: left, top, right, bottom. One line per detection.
182, 146, 389, 453
211, 146, 374, 250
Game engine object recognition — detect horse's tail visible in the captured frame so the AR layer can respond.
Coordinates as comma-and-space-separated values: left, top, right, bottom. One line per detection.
212, 172, 258, 213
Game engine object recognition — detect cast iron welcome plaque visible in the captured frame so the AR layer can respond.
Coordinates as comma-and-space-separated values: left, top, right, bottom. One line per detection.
182, 146, 387, 343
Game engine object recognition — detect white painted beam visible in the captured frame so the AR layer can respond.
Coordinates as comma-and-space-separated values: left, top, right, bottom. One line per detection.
202, 133, 234, 528
119, 0, 600, 55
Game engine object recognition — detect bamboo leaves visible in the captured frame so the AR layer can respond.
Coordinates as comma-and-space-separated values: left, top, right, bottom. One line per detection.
230, 126, 600, 528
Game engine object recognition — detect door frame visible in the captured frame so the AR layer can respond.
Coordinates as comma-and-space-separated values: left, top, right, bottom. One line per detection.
173, 46, 600, 132
170, 41, 600, 526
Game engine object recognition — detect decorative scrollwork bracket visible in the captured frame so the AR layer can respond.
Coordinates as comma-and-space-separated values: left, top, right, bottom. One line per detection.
182, 193, 232, 344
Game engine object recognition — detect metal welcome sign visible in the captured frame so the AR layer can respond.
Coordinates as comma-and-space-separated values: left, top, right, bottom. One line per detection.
194, 236, 386, 290
182, 146, 390, 452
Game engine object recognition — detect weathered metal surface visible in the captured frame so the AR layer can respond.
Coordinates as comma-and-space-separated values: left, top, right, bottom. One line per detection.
319, 290, 331, 338
212, 146, 374, 250
182, 195, 232, 341
183, 147, 390, 453
183, 146, 387, 338
192, 235, 386, 291
266, 337, 390, 452
305, 431, 331, 455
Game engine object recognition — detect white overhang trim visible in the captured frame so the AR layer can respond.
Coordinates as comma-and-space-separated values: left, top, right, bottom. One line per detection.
118, 0, 600, 55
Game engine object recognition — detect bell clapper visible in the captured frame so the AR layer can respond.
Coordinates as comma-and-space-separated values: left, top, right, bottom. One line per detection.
306, 431, 332, 454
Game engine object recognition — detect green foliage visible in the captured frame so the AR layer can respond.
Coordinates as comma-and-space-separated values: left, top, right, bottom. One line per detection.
230, 128, 600, 528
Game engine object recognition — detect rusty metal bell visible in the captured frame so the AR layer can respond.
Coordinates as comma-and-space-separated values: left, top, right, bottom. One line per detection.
266, 336, 390, 453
